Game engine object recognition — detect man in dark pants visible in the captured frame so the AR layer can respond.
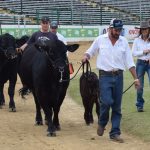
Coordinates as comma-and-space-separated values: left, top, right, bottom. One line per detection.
82, 18, 140, 143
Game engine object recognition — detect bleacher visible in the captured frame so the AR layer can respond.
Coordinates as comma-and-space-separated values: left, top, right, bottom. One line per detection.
0, 0, 150, 25
101, 0, 150, 24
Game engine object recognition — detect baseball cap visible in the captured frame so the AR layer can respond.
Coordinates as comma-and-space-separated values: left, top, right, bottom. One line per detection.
110, 18, 123, 29
41, 16, 50, 22
50, 21, 58, 29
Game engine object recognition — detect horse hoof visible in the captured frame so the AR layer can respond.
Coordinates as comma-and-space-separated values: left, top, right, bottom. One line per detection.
35, 121, 43, 126
9, 107, 16, 112
90, 120, 94, 124
86, 122, 90, 126
47, 132, 56, 137
55, 126, 61, 131
2, 102, 5, 106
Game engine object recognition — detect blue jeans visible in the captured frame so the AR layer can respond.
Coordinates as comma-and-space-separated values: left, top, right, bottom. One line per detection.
136, 59, 150, 108
98, 72, 123, 137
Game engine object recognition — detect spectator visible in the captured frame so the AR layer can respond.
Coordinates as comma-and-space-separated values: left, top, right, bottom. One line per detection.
132, 21, 150, 112
17, 16, 57, 52
50, 21, 67, 45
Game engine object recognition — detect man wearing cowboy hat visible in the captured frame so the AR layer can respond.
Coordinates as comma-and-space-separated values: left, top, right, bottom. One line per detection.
82, 18, 140, 143
132, 20, 150, 112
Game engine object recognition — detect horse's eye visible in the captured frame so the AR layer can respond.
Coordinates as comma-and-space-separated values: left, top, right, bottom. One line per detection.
49, 51, 54, 56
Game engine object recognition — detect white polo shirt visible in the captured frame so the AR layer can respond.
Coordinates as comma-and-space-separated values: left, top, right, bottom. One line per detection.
85, 33, 135, 71
56, 32, 67, 45
132, 36, 150, 60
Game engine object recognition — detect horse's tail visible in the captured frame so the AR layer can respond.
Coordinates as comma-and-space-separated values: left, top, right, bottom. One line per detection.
19, 86, 31, 99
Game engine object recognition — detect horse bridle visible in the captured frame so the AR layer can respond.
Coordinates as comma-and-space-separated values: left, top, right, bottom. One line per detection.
0, 46, 17, 60
44, 51, 69, 82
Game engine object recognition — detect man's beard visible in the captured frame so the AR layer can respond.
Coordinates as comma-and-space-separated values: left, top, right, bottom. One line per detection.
111, 32, 119, 40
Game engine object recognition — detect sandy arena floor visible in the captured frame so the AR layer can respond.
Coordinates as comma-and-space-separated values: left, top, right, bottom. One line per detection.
0, 41, 150, 150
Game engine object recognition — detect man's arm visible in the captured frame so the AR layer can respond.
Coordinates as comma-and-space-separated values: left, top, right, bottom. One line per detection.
16, 43, 28, 53
20, 43, 28, 51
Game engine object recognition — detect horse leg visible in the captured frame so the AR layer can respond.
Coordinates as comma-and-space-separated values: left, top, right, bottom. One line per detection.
32, 91, 43, 125
52, 86, 68, 131
82, 97, 91, 125
95, 98, 100, 121
8, 79, 16, 112
89, 100, 94, 124
0, 84, 5, 108
42, 105, 56, 137
53, 107, 61, 131
36, 89, 56, 137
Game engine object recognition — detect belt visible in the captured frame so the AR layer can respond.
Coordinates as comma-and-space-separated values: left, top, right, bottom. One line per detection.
138, 59, 149, 64
99, 70, 123, 76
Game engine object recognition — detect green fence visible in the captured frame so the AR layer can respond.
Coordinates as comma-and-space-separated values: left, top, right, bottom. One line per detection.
1, 27, 99, 38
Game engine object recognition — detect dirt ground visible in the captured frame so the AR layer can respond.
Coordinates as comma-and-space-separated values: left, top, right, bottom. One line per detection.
0, 41, 150, 150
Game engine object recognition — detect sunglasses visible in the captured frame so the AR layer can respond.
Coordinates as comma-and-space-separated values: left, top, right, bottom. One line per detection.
50, 26, 57, 29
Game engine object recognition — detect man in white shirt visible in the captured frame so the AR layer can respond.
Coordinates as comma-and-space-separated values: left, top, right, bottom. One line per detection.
82, 18, 140, 143
50, 21, 67, 45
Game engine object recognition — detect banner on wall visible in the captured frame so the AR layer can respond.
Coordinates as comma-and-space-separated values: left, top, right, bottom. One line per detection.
1, 25, 139, 43
2, 28, 38, 38
58, 28, 99, 37
1, 26, 99, 39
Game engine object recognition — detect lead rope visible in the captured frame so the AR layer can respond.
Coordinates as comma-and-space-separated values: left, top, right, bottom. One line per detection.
123, 72, 144, 94
60, 62, 84, 82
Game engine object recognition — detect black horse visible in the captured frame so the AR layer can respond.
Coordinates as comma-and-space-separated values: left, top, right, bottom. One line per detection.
19, 38, 79, 136
0, 33, 17, 112
80, 61, 100, 125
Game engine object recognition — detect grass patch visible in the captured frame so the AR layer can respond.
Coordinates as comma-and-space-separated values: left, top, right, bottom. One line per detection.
68, 69, 150, 142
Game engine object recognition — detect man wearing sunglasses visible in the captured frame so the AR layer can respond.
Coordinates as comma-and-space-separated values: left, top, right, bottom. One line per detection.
50, 21, 67, 45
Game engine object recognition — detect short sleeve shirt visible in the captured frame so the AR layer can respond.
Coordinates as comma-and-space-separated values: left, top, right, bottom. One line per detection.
27, 31, 58, 45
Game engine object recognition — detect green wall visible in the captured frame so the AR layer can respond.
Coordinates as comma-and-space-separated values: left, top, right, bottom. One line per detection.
1, 27, 99, 38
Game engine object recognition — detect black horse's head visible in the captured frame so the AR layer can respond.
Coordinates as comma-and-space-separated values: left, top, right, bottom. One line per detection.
0, 33, 17, 59
35, 38, 79, 69
34, 38, 79, 82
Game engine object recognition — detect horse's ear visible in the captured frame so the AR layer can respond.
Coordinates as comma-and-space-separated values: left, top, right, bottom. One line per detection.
66, 44, 79, 52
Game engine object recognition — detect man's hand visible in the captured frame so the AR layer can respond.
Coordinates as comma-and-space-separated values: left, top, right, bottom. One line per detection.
143, 49, 150, 55
82, 53, 90, 63
134, 79, 140, 89
16, 48, 23, 53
